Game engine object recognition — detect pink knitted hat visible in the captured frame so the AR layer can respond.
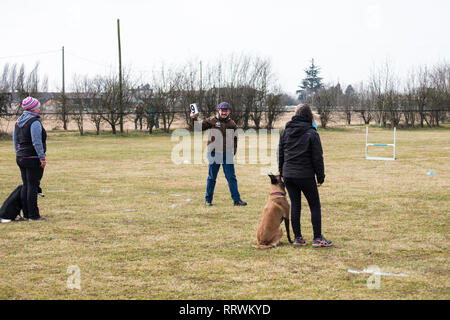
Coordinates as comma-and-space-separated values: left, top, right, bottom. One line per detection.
22, 96, 41, 112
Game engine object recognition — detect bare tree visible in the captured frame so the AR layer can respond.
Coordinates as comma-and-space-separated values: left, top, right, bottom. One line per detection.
200, 63, 221, 117
71, 75, 102, 135
429, 63, 450, 127
96, 70, 135, 134
343, 84, 357, 125
52, 90, 71, 130
0, 64, 12, 117
415, 66, 432, 127
356, 82, 374, 125
314, 86, 334, 128
15, 62, 48, 102
404, 70, 417, 127
152, 65, 182, 133
1, 62, 47, 133
178, 62, 200, 130
265, 92, 284, 129
369, 63, 389, 127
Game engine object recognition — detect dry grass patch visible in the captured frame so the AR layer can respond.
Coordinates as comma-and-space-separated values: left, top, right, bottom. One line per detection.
0, 126, 449, 299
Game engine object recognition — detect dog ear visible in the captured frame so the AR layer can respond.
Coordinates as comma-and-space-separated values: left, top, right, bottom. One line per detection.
268, 173, 277, 184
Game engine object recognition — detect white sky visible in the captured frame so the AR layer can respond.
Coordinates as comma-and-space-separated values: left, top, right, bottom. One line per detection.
1, 0, 449, 94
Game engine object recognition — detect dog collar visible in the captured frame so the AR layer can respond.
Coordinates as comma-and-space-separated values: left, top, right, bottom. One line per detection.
270, 192, 286, 197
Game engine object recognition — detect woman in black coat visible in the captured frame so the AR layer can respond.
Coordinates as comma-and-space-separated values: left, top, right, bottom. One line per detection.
278, 104, 332, 247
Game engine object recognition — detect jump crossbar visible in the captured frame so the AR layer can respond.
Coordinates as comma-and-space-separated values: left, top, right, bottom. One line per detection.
365, 127, 396, 161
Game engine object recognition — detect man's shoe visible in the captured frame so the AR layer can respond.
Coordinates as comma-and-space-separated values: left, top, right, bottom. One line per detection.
312, 235, 333, 247
30, 216, 47, 221
293, 236, 307, 246
0, 219, 12, 223
16, 216, 28, 222
234, 200, 247, 206
205, 201, 213, 206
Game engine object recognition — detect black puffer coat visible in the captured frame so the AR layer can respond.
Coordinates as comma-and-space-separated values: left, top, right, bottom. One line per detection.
278, 115, 325, 184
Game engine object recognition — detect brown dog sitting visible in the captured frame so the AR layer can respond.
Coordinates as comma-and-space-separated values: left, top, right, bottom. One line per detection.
256, 174, 293, 249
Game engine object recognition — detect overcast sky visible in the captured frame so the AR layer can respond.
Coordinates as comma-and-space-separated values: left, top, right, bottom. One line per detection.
1, 0, 449, 94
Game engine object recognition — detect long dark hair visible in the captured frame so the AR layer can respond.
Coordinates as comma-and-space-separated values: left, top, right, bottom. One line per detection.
295, 104, 313, 122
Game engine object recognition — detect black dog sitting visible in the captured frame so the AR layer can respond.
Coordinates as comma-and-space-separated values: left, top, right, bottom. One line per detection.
0, 185, 44, 222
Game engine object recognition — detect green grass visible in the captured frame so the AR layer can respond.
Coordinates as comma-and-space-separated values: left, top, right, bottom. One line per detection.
0, 126, 449, 299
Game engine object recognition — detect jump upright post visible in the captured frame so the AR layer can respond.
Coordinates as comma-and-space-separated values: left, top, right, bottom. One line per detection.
365, 127, 396, 161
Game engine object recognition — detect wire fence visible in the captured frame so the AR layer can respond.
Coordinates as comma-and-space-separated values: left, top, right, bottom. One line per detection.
0, 108, 448, 118
0, 110, 291, 117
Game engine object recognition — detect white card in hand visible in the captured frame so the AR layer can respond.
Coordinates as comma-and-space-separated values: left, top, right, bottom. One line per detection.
190, 103, 199, 115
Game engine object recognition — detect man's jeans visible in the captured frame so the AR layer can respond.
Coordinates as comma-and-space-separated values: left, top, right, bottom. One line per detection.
205, 152, 240, 203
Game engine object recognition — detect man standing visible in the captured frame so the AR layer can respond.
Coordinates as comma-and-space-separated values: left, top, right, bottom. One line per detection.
134, 101, 144, 130
146, 105, 159, 133
191, 102, 247, 206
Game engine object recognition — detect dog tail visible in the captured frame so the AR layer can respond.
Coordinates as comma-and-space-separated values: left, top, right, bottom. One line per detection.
283, 217, 293, 244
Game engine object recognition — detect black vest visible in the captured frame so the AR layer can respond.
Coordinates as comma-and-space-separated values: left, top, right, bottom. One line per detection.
15, 117, 47, 157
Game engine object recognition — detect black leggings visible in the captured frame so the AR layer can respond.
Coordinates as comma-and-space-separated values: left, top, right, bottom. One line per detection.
285, 177, 322, 239
16, 157, 44, 219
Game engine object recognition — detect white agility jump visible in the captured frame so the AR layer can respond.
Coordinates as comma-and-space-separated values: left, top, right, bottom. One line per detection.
365, 127, 396, 161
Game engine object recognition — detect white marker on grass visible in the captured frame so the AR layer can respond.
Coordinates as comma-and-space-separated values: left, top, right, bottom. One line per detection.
348, 268, 407, 277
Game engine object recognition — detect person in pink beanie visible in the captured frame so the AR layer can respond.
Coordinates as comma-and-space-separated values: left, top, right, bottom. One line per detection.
12, 97, 47, 221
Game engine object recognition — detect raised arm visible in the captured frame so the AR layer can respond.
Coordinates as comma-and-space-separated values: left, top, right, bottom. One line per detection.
191, 113, 215, 131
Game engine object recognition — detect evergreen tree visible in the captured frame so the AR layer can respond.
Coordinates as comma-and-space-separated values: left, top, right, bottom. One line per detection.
296, 59, 323, 101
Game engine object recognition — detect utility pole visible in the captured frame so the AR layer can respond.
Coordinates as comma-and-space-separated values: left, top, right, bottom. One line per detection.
117, 18, 123, 133
199, 60, 202, 92
217, 63, 221, 105
62, 46, 67, 130
199, 60, 202, 110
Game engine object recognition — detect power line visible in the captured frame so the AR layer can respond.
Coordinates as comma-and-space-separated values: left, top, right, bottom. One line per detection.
65, 51, 112, 69
0, 50, 60, 60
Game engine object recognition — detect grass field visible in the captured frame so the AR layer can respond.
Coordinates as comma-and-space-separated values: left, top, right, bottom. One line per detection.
0, 125, 449, 299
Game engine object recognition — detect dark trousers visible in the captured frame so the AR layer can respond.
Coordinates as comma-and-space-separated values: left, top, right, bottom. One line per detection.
135, 114, 143, 130
16, 157, 44, 219
206, 152, 241, 203
284, 177, 322, 239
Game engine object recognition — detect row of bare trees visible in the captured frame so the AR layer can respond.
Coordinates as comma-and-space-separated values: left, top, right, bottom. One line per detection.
135, 55, 287, 131
2, 59, 448, 133
0, 62, 49, 124
1, 55, 287, 135
310, 62, 449, 128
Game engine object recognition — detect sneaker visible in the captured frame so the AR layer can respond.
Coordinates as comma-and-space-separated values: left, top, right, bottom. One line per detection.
293, 236, 306, 246
29, 216, 47, 221
312, 236, 333, 247
234, 200, 247, 206
16, 216, 29, 222
205, 201, 213, 206
1, 219, 12, 223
